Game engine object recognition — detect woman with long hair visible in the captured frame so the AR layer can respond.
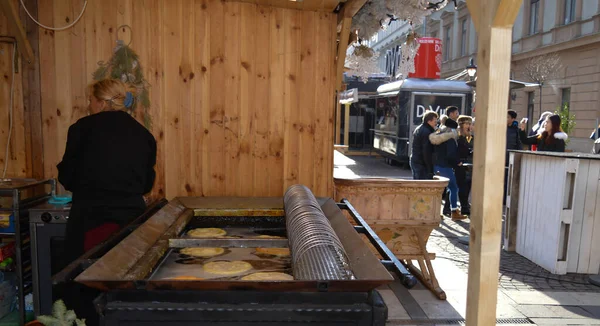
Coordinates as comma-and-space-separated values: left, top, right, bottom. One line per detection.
519, 114, 567, 152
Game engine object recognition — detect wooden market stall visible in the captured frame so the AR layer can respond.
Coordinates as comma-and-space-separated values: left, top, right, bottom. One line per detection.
0, 0, 523, 325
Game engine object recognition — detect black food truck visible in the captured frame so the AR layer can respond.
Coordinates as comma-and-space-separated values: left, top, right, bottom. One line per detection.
371, 78, 473, 165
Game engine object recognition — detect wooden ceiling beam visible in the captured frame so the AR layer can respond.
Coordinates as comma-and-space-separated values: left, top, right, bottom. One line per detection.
335, 17, 352, 91
336, 0, 368, 26
0, 0, 35, 64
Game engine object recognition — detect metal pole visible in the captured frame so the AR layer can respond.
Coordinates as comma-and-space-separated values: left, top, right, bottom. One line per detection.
539, 83, 543, 118
589, 117, 600, 286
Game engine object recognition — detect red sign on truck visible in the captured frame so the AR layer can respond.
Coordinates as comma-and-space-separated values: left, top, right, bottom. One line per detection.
408, 37, 442, 79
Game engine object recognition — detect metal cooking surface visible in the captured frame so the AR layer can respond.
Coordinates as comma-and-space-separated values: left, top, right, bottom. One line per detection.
75, 196, 394, 292
284, 185, 354, 281
150, 248, 292, 281
295, 246, 355, 280
169, 238, 289, 248
183, 227, 287, 239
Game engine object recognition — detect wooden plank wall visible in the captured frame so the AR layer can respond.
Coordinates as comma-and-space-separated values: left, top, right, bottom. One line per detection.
2, 0, 337, 198
515, 155, 568, 274
0, 0, 28, 178
573, 159, 600, 274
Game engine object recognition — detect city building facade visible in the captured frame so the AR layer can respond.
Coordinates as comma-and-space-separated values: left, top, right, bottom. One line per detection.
367, 0, 600, 152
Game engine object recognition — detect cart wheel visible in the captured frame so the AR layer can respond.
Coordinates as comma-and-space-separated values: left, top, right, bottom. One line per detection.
402, 275, 418, 289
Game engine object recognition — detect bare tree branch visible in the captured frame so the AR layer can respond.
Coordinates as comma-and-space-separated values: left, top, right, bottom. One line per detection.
523, 53, 562, 85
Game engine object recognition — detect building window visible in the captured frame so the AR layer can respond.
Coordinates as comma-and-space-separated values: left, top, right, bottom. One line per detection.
385, 45, 402, 77
527, 92, 535, 131
561, 88, 571, 110
444, 26, 451, 61
460, 19, 467, 56
564, 0, 576, 24
529, 0, 540, 35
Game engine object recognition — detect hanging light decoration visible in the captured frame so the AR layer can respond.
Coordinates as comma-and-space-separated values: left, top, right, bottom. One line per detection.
397, 30, 421, 80
351, 0, 454, 40
346, 0, 456, 82
346, 44, 381, 83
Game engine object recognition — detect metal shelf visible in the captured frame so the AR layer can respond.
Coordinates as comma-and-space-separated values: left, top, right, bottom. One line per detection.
0, 178, 56, 326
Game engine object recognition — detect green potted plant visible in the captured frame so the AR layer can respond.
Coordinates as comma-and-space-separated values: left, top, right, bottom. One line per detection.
27, 300, 85, 326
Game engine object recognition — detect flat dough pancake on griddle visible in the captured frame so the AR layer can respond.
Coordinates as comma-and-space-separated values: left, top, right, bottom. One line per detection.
180, 247, 225, 257
168, 275, 205, 281
241, 272, 293, 281
203, 261, 253, 275
255, 247, 290, 257
187, 228, 227, 238
256, 235, 285, 239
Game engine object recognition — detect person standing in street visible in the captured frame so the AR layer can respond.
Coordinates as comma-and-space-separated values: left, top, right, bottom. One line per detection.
456, 115, 474, 216
519, 114, 567, 152
504, 110, 521, 205
410, 111, 438, 179
430, 106, 461, 216
430, 111, 466, 221
506, 110, 521, 163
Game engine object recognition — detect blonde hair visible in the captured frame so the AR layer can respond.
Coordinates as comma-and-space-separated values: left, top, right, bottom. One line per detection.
87, 79, 136, 111
439, 115, 448, 125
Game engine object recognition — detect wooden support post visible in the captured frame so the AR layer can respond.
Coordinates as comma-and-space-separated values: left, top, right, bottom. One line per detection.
335, 17, 351, 91
0, 0, 35, 64
19, 0, 44, 179
335, 98, 342, 144
334, 0, 367, 145
465, 0, 522, 325
343, 103, 350, 146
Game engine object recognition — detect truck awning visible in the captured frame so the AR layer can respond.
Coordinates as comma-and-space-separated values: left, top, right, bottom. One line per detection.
466, 78, 540, 89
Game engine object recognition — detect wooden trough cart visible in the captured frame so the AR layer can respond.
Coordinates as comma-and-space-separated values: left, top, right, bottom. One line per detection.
334, 176, 448, 299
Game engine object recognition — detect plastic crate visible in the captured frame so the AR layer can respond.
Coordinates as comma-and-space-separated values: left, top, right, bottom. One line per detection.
0, 214, 14, 234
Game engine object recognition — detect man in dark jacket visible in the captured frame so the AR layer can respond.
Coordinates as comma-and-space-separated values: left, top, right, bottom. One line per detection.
410, 111, 438, 179
506, 110, 521, 165
504, 110, 521, 205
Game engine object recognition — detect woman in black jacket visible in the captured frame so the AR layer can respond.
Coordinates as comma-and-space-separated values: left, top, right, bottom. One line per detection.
56, 79, 156, 325
431, 118, 466, 221
519, 114, 567, 152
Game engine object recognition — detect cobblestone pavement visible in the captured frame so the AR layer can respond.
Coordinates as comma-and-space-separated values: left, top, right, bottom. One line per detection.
428, 217, 600, 292
333, 154, 413, 179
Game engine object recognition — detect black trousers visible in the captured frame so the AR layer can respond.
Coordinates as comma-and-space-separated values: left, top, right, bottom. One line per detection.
57, 197, 145, 326
410, 161, 432, 180
455, 165, 472, 214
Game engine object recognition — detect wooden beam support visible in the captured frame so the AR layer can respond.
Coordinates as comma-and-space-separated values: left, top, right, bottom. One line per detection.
465, 0, 479, 29
335, 17, 351, 91
343, 103, 350, 146
337, 0, 368, 26
335, 98, 342, 144
19, 0, 44, 179
0, 0, 35, 64
464, 0, 523, 325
